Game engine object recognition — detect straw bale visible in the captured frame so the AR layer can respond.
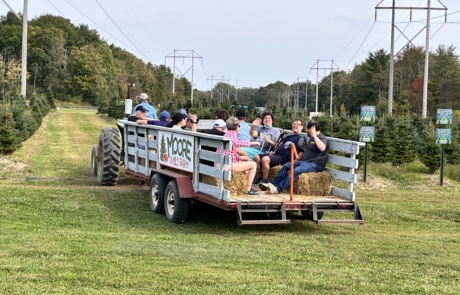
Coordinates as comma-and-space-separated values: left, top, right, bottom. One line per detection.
293, 171, 332, 196
200, 172, 248, 195
268, 165, 282, 180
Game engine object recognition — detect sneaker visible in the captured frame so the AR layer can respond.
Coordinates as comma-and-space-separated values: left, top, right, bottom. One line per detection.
247, 188, 260, 195
268, 186, 279, 194
259, 178, 269, 184
259, 182, 275, 191
252, 177, 262, 184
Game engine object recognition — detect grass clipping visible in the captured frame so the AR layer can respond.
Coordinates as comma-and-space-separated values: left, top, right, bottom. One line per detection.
201, 172, 248, 195
268, 165, 332, 196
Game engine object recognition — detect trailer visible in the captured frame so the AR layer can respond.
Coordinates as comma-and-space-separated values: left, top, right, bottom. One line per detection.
92, 120, 365, 225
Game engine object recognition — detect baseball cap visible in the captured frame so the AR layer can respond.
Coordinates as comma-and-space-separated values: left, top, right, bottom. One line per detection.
160, 110, 170, 119
236, 108, 247, 117
213, 119, 226, 128
137, 93, 148, 100
135, 105, 148, 112
178, 108, 190, 120
172, 112, 188, 122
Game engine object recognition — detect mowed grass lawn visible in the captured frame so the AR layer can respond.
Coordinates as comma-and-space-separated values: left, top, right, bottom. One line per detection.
1, 109, 460, 294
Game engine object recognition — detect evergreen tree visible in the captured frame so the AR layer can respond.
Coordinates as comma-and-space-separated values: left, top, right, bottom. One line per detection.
391, 118, 416, 166
418, 129, 440, 173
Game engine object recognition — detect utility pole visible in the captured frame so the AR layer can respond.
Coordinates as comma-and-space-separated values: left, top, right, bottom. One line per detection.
310, 60, 339, 116
21, 0, 28, 98
375, 0, 447, 117
422, 0, 431, 118
165, 50, 203, 103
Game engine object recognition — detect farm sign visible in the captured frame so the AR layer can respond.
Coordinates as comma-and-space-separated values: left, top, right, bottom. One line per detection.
436, 109, 452, 125
359, 126, 375, 143
360, 106, 376, 123
158, 131, 195, 172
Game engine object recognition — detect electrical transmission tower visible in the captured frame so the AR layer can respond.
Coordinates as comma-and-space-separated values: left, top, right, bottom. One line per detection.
375, 0, 448, 117
310, 60, 339, 116
165, 50, 203, 103
208, 75, 238, 102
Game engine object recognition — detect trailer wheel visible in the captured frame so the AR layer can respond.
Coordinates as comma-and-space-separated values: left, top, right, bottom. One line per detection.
301, 210, 324, 221
91, 145, 98, 177
164, 180, 189, 224
149, 174, 165, 214
97, 127, 120, 186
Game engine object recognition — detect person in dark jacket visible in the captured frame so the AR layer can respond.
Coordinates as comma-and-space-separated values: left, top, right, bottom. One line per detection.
259, 120, 328, 194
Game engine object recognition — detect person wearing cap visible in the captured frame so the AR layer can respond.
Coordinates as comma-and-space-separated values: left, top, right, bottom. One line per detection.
177, 108, 198, 132
166, 112, 198, 132
132, 92, 158, 120
219, 117, 261, 196
127, 105, 151, 124
148, 110, 170, 127
236, 108, 251, 141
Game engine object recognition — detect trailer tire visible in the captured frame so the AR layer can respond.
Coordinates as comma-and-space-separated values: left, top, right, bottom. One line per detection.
91, 145, 98, 177
149, 174, 165, 214
97, 127, 120, 186
164, 180, 189, 224
301, 210, 324, 221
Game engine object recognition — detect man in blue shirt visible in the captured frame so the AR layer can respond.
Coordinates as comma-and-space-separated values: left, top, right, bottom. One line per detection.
132, 93, 158, 120
236, 108, 251, 141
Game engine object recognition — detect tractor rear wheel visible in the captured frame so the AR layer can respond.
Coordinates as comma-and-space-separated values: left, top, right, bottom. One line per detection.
97, 127, 120, 186
91, 145, 98, 177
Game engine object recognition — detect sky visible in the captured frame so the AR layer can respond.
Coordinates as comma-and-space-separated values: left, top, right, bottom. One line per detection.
2, 0, 460, 91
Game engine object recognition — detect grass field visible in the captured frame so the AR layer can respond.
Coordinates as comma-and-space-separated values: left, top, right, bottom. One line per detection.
1, 109, 460, 294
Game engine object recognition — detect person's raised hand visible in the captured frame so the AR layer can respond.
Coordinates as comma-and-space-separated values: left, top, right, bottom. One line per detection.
251, 118, 261, 126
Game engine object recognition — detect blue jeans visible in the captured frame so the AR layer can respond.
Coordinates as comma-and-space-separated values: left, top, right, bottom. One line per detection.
271, 161, 323, 192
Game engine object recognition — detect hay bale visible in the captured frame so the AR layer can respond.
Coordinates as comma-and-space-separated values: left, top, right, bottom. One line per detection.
201, 172, 248, 195
293, 171, 332, 196
268, 166, 332, 195
268, 165, 282, 180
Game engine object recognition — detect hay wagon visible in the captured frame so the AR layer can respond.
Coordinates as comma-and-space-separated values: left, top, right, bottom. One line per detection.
91, 120, 365, 225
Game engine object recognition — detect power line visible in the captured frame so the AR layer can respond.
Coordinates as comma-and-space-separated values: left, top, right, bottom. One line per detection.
63, 0, 141, 55
344, 22, 376, 70
94, 0, 158, 64
47, 0, 65, 17
333, 14, 374, 58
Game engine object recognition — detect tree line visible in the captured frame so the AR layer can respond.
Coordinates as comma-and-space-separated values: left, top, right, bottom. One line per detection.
0, 11, 459, 175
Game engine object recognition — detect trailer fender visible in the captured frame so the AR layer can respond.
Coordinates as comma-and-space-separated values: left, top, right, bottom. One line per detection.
150, 169, 194, 198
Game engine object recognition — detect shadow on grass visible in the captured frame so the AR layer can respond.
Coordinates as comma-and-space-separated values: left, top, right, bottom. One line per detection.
92, 185, 348, 236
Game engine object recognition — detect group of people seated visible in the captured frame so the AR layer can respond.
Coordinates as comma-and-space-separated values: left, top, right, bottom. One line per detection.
126, 93, 328, 197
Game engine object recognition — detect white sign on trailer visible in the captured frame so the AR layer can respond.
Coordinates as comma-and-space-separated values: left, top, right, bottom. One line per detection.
158, 131, 195, 172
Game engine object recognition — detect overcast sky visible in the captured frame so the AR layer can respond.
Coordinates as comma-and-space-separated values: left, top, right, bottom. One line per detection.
2, 0, 460, 91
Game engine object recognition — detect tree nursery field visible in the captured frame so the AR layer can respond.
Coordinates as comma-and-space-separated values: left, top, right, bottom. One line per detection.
0, 109, 459, 294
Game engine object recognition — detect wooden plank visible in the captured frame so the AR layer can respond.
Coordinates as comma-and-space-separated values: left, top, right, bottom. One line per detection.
327, 154, 358, 169
198, 149, 231, 165
331, 187, 355, 201
327, 140, 361, 155
198, 164, 231, 181
197, 182, 230, 200
325, 167, 357, 183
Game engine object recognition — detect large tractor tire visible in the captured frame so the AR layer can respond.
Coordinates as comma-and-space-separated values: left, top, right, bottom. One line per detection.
149, 174, 166, 214
164, 180, 190, 224
91, 145, 98, 177
97, 127, 120, 186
